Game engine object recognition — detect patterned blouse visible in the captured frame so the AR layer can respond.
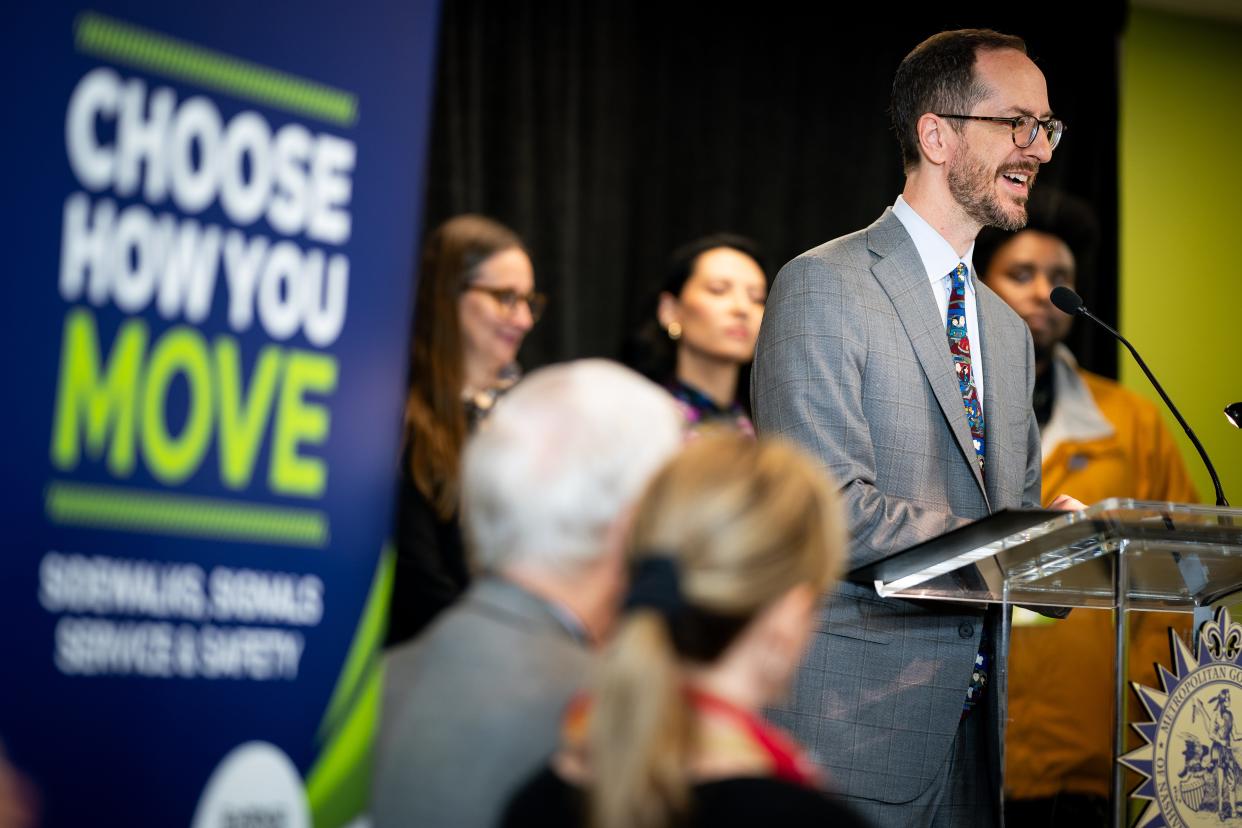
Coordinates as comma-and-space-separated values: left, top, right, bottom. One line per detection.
463, 362, 522, 428
666, 378, 755, 438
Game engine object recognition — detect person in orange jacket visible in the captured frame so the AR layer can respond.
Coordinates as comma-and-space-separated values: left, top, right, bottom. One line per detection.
975, 189, 1199, 827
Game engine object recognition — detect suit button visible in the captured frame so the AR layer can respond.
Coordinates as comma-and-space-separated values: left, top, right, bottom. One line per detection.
958, 622, 974, 639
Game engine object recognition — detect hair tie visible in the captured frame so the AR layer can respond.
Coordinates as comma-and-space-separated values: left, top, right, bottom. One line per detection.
623, 556, 684, 617
624, 554, 751, 663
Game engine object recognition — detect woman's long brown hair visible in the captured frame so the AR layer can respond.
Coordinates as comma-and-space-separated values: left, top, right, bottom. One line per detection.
406, 214, 524, 519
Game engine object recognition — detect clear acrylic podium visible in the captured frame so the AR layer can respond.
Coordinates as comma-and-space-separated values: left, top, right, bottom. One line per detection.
849, 499, 1242, 828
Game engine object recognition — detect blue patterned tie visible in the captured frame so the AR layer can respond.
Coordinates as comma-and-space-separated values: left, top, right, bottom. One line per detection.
948, 263, 989, 716
946, 263, 986, 477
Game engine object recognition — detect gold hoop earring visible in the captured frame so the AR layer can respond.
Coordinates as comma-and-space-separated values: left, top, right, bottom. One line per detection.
667, 322, 682, 341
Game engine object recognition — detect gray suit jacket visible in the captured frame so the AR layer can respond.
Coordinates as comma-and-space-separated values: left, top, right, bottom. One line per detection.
372, 577, 593, 828
752, 209, 1041, 806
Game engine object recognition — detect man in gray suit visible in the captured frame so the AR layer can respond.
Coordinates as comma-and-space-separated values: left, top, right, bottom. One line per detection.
753, 29, 1078, 826
372, 359, 683, 828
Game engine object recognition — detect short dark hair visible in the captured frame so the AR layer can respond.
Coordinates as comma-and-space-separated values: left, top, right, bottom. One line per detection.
661, 233, 767, 297
891, 28, 1027, 171
974, 188, 1100, 279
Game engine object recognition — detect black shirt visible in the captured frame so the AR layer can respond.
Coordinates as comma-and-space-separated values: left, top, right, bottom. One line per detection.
385, 464, 469, 647
385, 381, 520, 647
503, 766, 873, 827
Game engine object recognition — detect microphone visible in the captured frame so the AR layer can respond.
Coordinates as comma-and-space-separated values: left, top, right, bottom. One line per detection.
1227, 402, 1242, 429
1050, 286, 1229, 507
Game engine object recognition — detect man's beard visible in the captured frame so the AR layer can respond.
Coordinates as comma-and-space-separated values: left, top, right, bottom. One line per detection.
948, 144, 1032, 232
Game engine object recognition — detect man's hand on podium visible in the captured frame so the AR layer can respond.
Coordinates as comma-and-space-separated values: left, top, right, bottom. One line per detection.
1047, 493, 1087, 511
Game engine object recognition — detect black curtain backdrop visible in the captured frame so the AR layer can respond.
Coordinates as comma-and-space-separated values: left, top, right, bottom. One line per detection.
420, 0, 1127, 380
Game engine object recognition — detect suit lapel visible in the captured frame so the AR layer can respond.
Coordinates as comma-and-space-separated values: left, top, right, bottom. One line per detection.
978, 287, 1014, 506
867, 211, 989, 503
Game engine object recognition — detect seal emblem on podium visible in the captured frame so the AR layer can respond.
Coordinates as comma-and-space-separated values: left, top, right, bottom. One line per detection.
1123, 607, 1242, 826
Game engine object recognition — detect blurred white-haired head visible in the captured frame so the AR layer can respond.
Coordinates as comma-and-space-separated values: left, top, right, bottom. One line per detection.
462, 359, 683, 575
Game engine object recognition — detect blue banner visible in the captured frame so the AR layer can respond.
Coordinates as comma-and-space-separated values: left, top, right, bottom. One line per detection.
1, 3, 439, 825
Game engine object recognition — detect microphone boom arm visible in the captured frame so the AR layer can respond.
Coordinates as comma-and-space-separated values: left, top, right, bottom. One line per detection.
1075, 305, 1229, 507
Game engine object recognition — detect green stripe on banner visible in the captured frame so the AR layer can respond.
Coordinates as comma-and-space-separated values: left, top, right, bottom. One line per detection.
74, 11, 359, 127
45, 481, 329, 547
306, 545, 395, 828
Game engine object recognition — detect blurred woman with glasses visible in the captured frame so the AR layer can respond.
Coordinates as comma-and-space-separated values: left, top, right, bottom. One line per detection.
627, 235, 767, 436
389, 214, 546, 646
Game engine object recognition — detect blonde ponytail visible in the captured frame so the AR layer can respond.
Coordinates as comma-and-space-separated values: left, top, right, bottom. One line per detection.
582, 434, 845, 826
588, 610, 692, 828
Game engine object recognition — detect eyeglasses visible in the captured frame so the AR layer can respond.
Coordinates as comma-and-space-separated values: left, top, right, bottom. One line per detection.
934, 113, 1065, 151
465, 285, 548, 322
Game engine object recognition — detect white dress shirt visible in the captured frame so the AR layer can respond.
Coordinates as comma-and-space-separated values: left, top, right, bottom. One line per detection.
892, 195, 985, 412
1041, 343, 1114, 458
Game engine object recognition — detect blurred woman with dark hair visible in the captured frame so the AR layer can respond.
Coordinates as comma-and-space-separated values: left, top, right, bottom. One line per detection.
389, 214, 546, 646
504, 435, 870, 828
629, 235, 767, 435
